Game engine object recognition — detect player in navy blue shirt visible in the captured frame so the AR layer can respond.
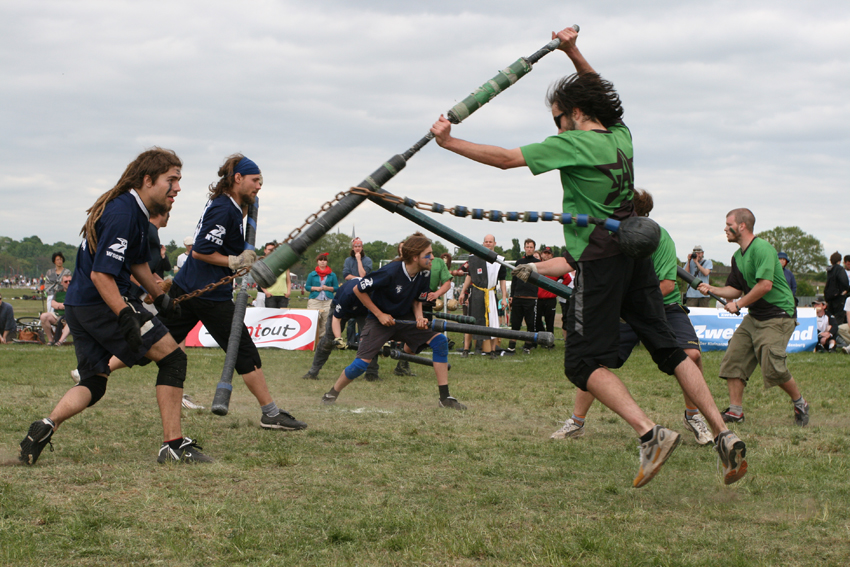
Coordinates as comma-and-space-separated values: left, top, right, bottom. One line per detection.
18, 148, 213, 465
321, 233, 467, 410
160, 154, 306, 431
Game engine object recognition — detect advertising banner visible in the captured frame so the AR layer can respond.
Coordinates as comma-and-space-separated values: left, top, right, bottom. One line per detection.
185, 308, 318, 351
688, 307, 817, 353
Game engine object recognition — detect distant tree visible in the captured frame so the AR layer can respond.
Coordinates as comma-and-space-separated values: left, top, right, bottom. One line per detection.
509, 238, 521, 261
166, 239, 178, 254
755, 226, 827, 273
797, 280, 815, 297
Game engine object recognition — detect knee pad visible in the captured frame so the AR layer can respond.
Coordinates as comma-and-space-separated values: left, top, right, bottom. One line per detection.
78, 375, 108, 406
652, 347, 687, 376
344, 358, 369, 380
430, 334, 449, 363
155, 348, 187, 388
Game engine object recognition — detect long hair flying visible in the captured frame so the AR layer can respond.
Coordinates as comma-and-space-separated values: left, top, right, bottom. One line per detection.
546, 73, 624, 128
81, 148, 181, 253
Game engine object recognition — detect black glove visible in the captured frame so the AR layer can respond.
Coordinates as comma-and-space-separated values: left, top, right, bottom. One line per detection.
118, 306, 154, 351
154, 292, 181, 318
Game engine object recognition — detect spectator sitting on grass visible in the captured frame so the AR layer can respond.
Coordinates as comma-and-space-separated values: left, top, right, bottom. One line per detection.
40, 274, 73, 346
0, 292, 15, 344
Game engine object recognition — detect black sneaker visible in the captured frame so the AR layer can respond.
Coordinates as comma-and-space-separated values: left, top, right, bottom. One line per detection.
461, 350, 469, 358
501, 349, 516, 357
157, 437, 213, 464
301, 371, 319, 380
721, 407, 745, 423
439, 396, 467, 410
261, 411, 307, 430
322, 391, 338, 404
19, 418, 55, 465
522, 347, 532, 355
794, 401, 810, 427
393, 360, 415, 376
365, 373, 382, 382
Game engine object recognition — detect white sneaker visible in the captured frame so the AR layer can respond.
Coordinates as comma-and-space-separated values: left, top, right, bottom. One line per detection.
181, 395, 205, 410
550, 418, 585, 439
634, 425, 681, 488
70, 369, 80, 384
843, 345, 850, 355
683, 412, 713, 445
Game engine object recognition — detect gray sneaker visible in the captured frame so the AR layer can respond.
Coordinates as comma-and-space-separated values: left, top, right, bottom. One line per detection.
683, 412, 713, 445
261, 411, 307, 430
19, 418, 55, 465
715, 430, 747, 484
550, 418, 585, 440
634, 425, 681, 488
157, 437, 213, 464
439, 396, 467, 410
794, 401, 810, 427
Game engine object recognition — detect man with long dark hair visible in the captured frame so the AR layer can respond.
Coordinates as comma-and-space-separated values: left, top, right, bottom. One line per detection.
431, 26, 745, 487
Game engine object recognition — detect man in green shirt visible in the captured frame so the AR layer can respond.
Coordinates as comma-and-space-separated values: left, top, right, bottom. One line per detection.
431, 26, 746, 487
698, 208, 809, 426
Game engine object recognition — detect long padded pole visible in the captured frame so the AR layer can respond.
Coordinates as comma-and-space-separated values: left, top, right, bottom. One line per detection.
250, 27, 578, 289
394, 319, 555, 347
211, 198, 259, 416
424, 311, 476, 325
676, 266, 727, 306
386, 348, 451, 371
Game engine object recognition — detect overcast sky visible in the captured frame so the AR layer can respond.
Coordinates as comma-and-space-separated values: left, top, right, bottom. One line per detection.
2, 1, 848, 264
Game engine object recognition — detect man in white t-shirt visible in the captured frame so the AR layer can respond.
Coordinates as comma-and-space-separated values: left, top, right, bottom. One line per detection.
174, 236, 193, 274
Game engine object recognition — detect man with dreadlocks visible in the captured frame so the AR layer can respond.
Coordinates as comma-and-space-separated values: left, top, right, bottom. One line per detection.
18, 147, 212, 465
160, 154, 306, 431
431, 26, 746, 487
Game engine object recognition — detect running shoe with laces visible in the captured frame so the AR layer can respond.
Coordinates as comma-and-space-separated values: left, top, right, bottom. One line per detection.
19, 418, 56, 465
715, 430, 747, 484
321, 391, 338, 405
261, 411, 307, 430
794, 401, 810, 426
501, 348, 516, 357
157, 437, 213, 464
633, 425, 681, 488
550, 418, 585, 439
683, 412, 713, 445
720, 407, 745, 424
181, 394, 205, 410
439, 396, 467, 410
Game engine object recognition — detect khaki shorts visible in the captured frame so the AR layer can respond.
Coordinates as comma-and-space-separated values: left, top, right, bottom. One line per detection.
719, 315, 796, 388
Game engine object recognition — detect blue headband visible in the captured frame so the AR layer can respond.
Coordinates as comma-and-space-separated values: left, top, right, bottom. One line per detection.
233, 156, 261, 177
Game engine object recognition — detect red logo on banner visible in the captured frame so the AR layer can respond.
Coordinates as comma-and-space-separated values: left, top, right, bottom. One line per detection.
248, 313, 312, 345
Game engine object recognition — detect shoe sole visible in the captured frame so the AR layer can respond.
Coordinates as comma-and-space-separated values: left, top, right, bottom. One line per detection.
722, 440, 748, 485
550, 428, 584, 440
634, 431, 681, 488
19, 423, 53, 465
260, 422, 307, 430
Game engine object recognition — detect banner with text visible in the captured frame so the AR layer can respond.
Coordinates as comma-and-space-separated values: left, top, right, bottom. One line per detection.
688, 307, 817, 353
185, 308, 317, 351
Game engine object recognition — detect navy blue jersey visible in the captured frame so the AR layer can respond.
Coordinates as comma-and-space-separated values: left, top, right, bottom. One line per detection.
175, 194, 245, 301
357, 261, 430, 319
331, 278, 367, 320
65, 190, 151, 306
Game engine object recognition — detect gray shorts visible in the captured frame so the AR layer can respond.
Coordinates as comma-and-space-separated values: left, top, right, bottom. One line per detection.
719, 315, 796, 388
356, 316, 438, 361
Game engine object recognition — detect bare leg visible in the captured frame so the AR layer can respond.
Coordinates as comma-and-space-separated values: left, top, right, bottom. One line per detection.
727, 378, 746, 407
672, 357, 725, 437
573, 388, 596, 417
241, 368, 273, 407
777, 377, 802, 400
332, 358, 373, 393
145, 335, 184, 441
585, 368, 654, 436
48, 384, 95, 430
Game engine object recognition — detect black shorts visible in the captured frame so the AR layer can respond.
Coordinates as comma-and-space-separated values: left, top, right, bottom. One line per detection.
160, 283, 262, 375
564, 254, 681, 390
65, 299, 170, 383
619, 303, 700, 362
356, 316, 438, 361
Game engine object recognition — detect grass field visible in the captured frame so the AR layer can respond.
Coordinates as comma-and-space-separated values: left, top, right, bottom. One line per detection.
1, 289, 849, 566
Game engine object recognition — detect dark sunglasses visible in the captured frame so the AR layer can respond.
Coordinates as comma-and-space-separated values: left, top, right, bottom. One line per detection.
553, 113, 565, 128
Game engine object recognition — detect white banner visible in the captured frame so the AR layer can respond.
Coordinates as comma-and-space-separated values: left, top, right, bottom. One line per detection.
185, 307, 318, 351
688, 307, 817, 353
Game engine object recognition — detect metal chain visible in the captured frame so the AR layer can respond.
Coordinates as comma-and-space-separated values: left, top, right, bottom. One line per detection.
171, 267, 250, 305
283, 191, 350, 244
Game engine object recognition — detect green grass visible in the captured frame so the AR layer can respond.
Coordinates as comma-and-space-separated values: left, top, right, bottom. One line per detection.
1, 300, 850, 565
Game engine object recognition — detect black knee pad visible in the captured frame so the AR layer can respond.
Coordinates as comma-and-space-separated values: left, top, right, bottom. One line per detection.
652, 347, 688, 376
78, 375, 108, 407
156, 348, 187, 388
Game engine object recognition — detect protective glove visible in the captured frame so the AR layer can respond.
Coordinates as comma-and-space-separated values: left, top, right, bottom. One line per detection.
118, 306, 154, 351
228, 249, 257, 271
511, 262, 538, 283
333, 336, 347, 350
154, 292, 181, 318
144, 279, 173, 304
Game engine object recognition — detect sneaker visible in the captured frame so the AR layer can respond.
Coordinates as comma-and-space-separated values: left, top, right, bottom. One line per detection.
321, 391, 338, 405
439, 396, 467, 410
181, 394, 205, 410
634, 425, 681, 488
843, 345, 850, 355
19, 419, 55, 465
715, 430, 747, 485
794, 401, 810, 427
461, 350, 469, 358
721, 407, 745, 424
70, 368, 81, 384
501, 349, 516, 357
301, 371, 319, 380
393, 360, 415, 376
550, 418, 585, 439
157, 437, 213, 464
522, 347, 531, 355
261, 411, 307, 430
683, 412, 713, 445
365, 373, 382, 382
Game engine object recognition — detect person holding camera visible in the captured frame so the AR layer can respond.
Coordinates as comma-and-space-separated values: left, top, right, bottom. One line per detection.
685, 245, 712, 307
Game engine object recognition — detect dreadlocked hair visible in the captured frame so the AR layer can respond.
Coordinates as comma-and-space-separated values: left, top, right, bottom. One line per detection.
81, 147, 182, 253
208, 153, 247, 200
547, 73, 624, 128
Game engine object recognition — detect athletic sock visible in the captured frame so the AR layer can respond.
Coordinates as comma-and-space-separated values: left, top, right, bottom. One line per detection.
639, 429, 654, 444
728, 404, 744, 416
166, 437, 184, 450
793, 397, 807, 411
685, 405, 699, 418
439, 384, 450, 399
261, 402, 280, 418
571, 414, 585, 426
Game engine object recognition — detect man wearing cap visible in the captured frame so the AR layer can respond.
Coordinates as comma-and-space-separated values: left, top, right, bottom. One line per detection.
777, 252, 797, 300
159, 154, 306, 431
685, 245, 712, 307
174, 236, 193, 274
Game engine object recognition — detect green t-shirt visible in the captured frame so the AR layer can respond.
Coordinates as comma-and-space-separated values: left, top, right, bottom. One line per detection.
520, 123, 635, 262
726, 237, 795, 319
652, 227, 680, 306
429, 258, 451, 293
54, 290, 66, 317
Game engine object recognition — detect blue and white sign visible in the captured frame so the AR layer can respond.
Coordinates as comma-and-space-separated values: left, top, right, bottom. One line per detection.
688, 307, 817, 353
